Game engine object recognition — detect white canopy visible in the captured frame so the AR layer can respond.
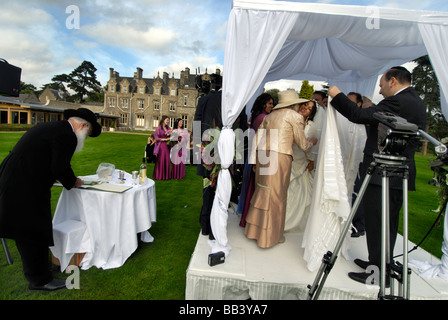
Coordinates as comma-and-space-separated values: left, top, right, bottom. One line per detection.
209, 0, 448, 256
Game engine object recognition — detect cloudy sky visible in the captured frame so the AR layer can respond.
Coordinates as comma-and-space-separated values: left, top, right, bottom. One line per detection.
1, 0, 448, 100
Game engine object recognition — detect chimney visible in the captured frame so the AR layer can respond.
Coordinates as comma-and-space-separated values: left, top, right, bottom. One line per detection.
109, 68, 114, 79
136, 67, 143, 79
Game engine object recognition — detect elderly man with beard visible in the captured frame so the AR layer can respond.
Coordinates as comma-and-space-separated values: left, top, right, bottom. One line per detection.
0, 108, 101, 291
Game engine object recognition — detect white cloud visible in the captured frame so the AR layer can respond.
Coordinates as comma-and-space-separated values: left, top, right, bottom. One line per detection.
80, 23, 177, 52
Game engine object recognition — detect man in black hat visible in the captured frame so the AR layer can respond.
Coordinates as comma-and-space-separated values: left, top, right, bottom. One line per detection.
0, 108, 101, 291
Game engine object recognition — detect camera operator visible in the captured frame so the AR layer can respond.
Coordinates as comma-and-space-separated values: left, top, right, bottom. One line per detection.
328, 66, 426, 286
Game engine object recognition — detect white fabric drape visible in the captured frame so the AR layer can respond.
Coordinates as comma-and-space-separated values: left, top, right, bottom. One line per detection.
209, 7, 299, 256
302, 104, 351, 271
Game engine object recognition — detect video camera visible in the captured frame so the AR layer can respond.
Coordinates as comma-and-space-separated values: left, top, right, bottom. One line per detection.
374, 111, 448, 161
374, 112, 419, 156
0, 58, 21, 97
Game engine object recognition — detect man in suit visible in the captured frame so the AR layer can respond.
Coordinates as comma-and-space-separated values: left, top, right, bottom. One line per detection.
328, 66, 426, 286
194, 88, 223, 240
0, 108, 101, 291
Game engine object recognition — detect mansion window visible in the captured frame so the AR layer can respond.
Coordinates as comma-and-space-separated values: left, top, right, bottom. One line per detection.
120, 113, 128, 126
136, 114, 145, 127
155, 88, 160, 95
138, 99, 144, 109
184, 96, 188, 106
170, 102, 175, 112
121, 98, 128, 109
154, 101, 160, 110
122, 86, 128, 93
153, 115, 159, 128
181, 115, 188, 129
139, 86, 145, 94
110, 84, 115, 92
109, 97, 116, 107
171, 89, 176, 96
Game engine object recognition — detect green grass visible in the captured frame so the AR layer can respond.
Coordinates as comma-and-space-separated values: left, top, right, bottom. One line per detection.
403, 152, 445, 259
0, 131, 446, 300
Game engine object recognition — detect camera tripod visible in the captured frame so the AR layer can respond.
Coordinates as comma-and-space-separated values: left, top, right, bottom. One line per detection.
307, 152, 411, 300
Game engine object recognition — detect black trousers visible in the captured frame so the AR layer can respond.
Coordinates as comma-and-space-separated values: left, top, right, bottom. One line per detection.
362, 184, 403, 267
199, 185, 215, 239
15, 240, 52, 286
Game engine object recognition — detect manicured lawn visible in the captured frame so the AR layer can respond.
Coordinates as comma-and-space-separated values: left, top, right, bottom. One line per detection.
0, 131, 445, 300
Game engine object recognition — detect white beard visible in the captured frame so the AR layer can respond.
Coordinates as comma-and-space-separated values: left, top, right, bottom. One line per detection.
74, 126, 89, 153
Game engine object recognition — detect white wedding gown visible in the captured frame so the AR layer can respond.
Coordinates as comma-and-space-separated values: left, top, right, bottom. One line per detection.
284, 119, 320, 232
301, 104, 366, 272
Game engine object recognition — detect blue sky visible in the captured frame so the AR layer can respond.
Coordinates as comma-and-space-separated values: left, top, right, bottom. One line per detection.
1, 0, 448, 94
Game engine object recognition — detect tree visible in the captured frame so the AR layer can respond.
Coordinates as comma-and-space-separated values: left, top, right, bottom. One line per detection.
264, 88, 280, 105
412, 55, 447, 154
19, 82, 37, 94
52, 60, 102, 103
299, 80, 314, 99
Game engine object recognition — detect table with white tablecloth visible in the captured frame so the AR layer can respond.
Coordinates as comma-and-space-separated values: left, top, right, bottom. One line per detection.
50, 171, 157, 271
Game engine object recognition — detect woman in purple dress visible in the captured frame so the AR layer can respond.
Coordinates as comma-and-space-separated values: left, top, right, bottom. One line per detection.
153, 115, 172, 180
238, 93, 274, 227
171, 118, 188, 179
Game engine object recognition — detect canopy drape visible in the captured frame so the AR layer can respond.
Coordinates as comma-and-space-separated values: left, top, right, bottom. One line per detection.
209, 0, 448, 259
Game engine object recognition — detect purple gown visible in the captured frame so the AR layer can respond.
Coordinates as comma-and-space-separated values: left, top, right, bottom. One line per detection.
152, 125, 172, 180
171, 128, 188, 179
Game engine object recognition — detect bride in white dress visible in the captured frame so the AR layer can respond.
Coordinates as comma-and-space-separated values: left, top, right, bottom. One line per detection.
284, 101, 321, 232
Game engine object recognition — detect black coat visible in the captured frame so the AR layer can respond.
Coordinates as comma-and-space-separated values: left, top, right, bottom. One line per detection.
331, 87, 426, 190
194, 90, 223, 177
0, 121, 78, 245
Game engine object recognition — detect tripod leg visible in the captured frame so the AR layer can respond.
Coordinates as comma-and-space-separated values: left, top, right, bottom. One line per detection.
402, 172, 409, 299
380, 170, 390, 298
307, 164, 374, 300
1, 238, 13, 265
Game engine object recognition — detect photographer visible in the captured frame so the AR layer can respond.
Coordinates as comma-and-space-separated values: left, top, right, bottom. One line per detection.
328, 66, 426, 286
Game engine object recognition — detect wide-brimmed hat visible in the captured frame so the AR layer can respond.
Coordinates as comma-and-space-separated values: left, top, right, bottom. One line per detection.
273, 90, 310, 110
64, 108, 102, 137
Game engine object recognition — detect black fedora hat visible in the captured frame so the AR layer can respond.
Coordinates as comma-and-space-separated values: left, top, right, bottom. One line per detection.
64, 108, 102, 137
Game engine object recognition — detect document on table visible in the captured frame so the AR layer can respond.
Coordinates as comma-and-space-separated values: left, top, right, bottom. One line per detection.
54, 180, 133, 193
79, 182, 133, 193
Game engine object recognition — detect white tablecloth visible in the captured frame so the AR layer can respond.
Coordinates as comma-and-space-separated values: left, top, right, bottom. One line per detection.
50, 171, 157, 271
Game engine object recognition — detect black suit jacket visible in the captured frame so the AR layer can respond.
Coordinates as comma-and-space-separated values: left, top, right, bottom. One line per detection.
331, 87, 426, 190
0, 121, 78, 245
194, 90, 223, 177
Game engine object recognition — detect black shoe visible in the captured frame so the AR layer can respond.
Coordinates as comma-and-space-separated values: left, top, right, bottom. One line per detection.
348, 271, 390, 288
29, 278, 67, 292
351, 229, 365, 238
354, 259, 372, 270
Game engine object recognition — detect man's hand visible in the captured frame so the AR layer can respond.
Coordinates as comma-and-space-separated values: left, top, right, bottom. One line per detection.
306, 160, 315, 172
74, 177, 84, 188
328, 86, 341, 98
308, 137, 318, 145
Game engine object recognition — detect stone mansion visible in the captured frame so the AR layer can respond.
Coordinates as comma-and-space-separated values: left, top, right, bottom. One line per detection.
103, 66, 220, 132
